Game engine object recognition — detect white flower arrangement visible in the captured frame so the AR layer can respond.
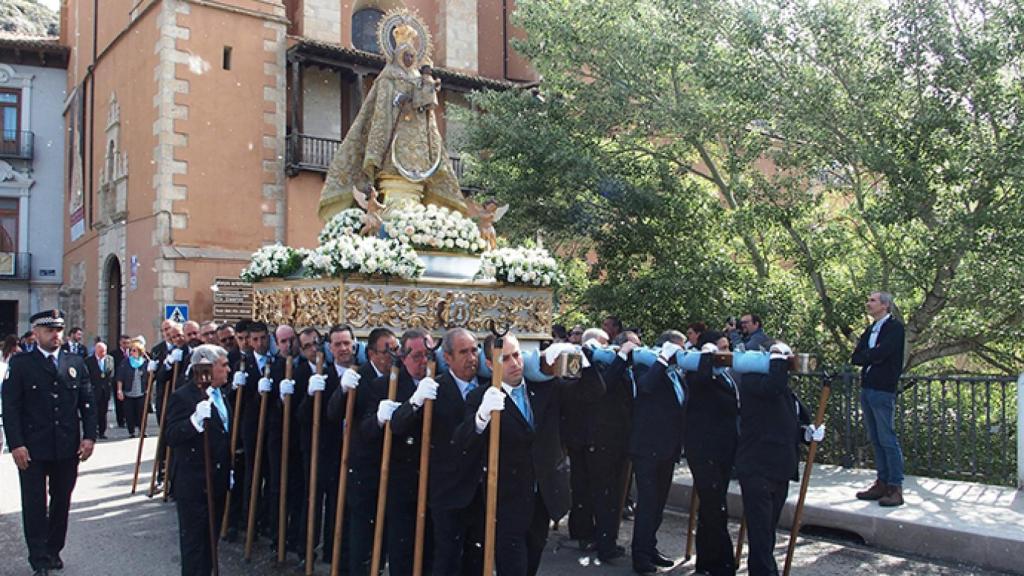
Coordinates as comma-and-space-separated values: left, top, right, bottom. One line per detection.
384, 203, 486, 254
241, 244, 306, 282
318, 208, 366, 243
303, 235, 425, 280
476, 246, 562, 287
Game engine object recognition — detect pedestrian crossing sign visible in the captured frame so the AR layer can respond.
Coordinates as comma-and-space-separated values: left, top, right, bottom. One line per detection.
165, 304, 189, 323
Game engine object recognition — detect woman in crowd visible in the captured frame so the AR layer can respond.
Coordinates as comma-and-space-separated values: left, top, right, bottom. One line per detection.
117, 342, 150, 438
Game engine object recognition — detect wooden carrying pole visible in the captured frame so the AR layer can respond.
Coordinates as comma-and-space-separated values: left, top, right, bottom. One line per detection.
277, 356, 294, 563
685, 489, 699, 561
196, 366, 220, 576
412, 354, 438, 576
130, 363, 157, 494
369, 355, 402, 576
163, 361, 181, 502
735, 516, 747, 565
304, 354, 325, 576
245, 363, 273, 560
783, 381, 831, 576
482, 323, 506, 576
220, 357, 246, 538
329, 374, 358, 576
148, 359, 177, 498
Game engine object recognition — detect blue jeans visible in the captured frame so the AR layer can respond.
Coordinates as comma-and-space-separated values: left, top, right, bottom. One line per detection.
861, 388, 904, 486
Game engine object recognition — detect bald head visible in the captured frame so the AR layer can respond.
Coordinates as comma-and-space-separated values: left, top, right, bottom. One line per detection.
94, 342, 107, 358
183, 321, 201, 346
275, 325, 296, 357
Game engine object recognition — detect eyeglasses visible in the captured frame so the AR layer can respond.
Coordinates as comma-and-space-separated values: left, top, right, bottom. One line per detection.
300, 342, 320, 350
220, 337, 234, 344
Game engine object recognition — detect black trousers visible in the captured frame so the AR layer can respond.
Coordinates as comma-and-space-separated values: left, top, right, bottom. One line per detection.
346, 468, 381, 576
299, 450, 343, 568
567, 445, 627, 556
18, 457, 79, 571
114, 389, 127, 427
176, 493, 227, 576
689, 455, 737, 576
495, 490, 551, 576
125, 396, 146, 435
382, 470, 424, 576
630, 456, 675, 563
738, 475, 789, 576
94, 384, 111, 437
432, 486, 485, 576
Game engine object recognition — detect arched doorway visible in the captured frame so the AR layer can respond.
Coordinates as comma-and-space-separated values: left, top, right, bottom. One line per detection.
105, 257, 122, 343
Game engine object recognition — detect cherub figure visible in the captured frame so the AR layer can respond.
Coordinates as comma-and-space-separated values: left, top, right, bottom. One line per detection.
354, 185, 386, 237
466, 198, 509, 250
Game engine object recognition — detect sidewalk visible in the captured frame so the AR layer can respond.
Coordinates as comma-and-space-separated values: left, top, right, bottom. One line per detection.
668, 464, 1024, 574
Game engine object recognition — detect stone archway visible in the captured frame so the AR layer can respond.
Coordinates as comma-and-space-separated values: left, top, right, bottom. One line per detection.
105, 256, 122, 343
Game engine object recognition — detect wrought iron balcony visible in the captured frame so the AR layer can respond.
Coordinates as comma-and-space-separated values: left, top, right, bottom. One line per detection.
0, 252, 31, 280
0, 131, 33, 161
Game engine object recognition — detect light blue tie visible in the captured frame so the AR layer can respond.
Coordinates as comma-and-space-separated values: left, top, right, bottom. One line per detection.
511, 385, 533, 428
667, 369, 684, 406
210, 388, 229, 431
257, 355, 266, 373
463, 379, 478, 399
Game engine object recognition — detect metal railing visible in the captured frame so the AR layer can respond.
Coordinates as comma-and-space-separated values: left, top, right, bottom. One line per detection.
0, 252, 31, 280
287, 133, 340, 173
286, 132, 468, 180
788, 368, 1019, 487
0, 130, 33, 160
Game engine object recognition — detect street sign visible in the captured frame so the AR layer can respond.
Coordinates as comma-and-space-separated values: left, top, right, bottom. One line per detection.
165, 304, 189, 323
213, 276, 254, 324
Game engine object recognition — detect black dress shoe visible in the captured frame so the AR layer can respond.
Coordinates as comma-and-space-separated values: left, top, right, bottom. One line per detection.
632, 559, 657, 574
598, 547, 625, 563
651, 551, 675, 567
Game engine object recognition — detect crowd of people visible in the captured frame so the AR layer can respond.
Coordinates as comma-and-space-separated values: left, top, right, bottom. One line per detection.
0, 290, 906, 576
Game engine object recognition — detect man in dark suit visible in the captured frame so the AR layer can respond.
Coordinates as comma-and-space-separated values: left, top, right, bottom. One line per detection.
686, 333, 741, 576
356, 328, 437, 576
85, 342, 115, 439
456, 334, 589, 576
165, 344, 233, 576
231, 321, 285, 540
391, 327, 484, 575
852, 291, 907, 507
629, 331, 688, 574
321, 326, 395, 575
110, 334, 132, 427
60, 327, 88, 357
734, 342, 819, 576
2, 309, 97, 576
562, 334, 636, 563
298, 323, 360, 569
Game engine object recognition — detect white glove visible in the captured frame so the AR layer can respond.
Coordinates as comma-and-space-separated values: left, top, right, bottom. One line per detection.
147, 360, 160, 373
700, 342, 720, 354
166, 348, 183, 365
190, 399, 212, 432
659, 342, 683, 363
769, 342, 793, 361
279, 379, 295, 401
232, 371, 247, 390
410, 377, 439, 407
258, 377, 273, 394
341, 368, 361, 392
475, 387, 506, 431
618, 341, 637, 360
376, 399, 401, 426
307, 374, 326, 395
805, 423, 826, 443
543, 342, 578, 365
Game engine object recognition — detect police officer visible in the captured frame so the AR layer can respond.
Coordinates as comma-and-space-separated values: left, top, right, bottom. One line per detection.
2, 309, 97, 576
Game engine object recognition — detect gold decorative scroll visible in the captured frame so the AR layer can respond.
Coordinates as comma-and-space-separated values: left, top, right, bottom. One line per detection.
253, 278, 553, 339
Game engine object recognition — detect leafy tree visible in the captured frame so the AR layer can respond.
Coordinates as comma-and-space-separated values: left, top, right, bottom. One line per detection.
460, 0, 1024, 372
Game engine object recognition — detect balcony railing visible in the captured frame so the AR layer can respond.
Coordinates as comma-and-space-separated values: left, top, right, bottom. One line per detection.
287, 132, 467, 181
0, 131, 33, 161
0, 252, 31, 280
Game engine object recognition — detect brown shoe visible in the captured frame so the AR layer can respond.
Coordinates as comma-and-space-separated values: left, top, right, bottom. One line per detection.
856, 479, 888, 501
878, 485, 904, 507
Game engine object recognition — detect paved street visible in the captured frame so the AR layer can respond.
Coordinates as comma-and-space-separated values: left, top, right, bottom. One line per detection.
0, 415, 1018, 576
